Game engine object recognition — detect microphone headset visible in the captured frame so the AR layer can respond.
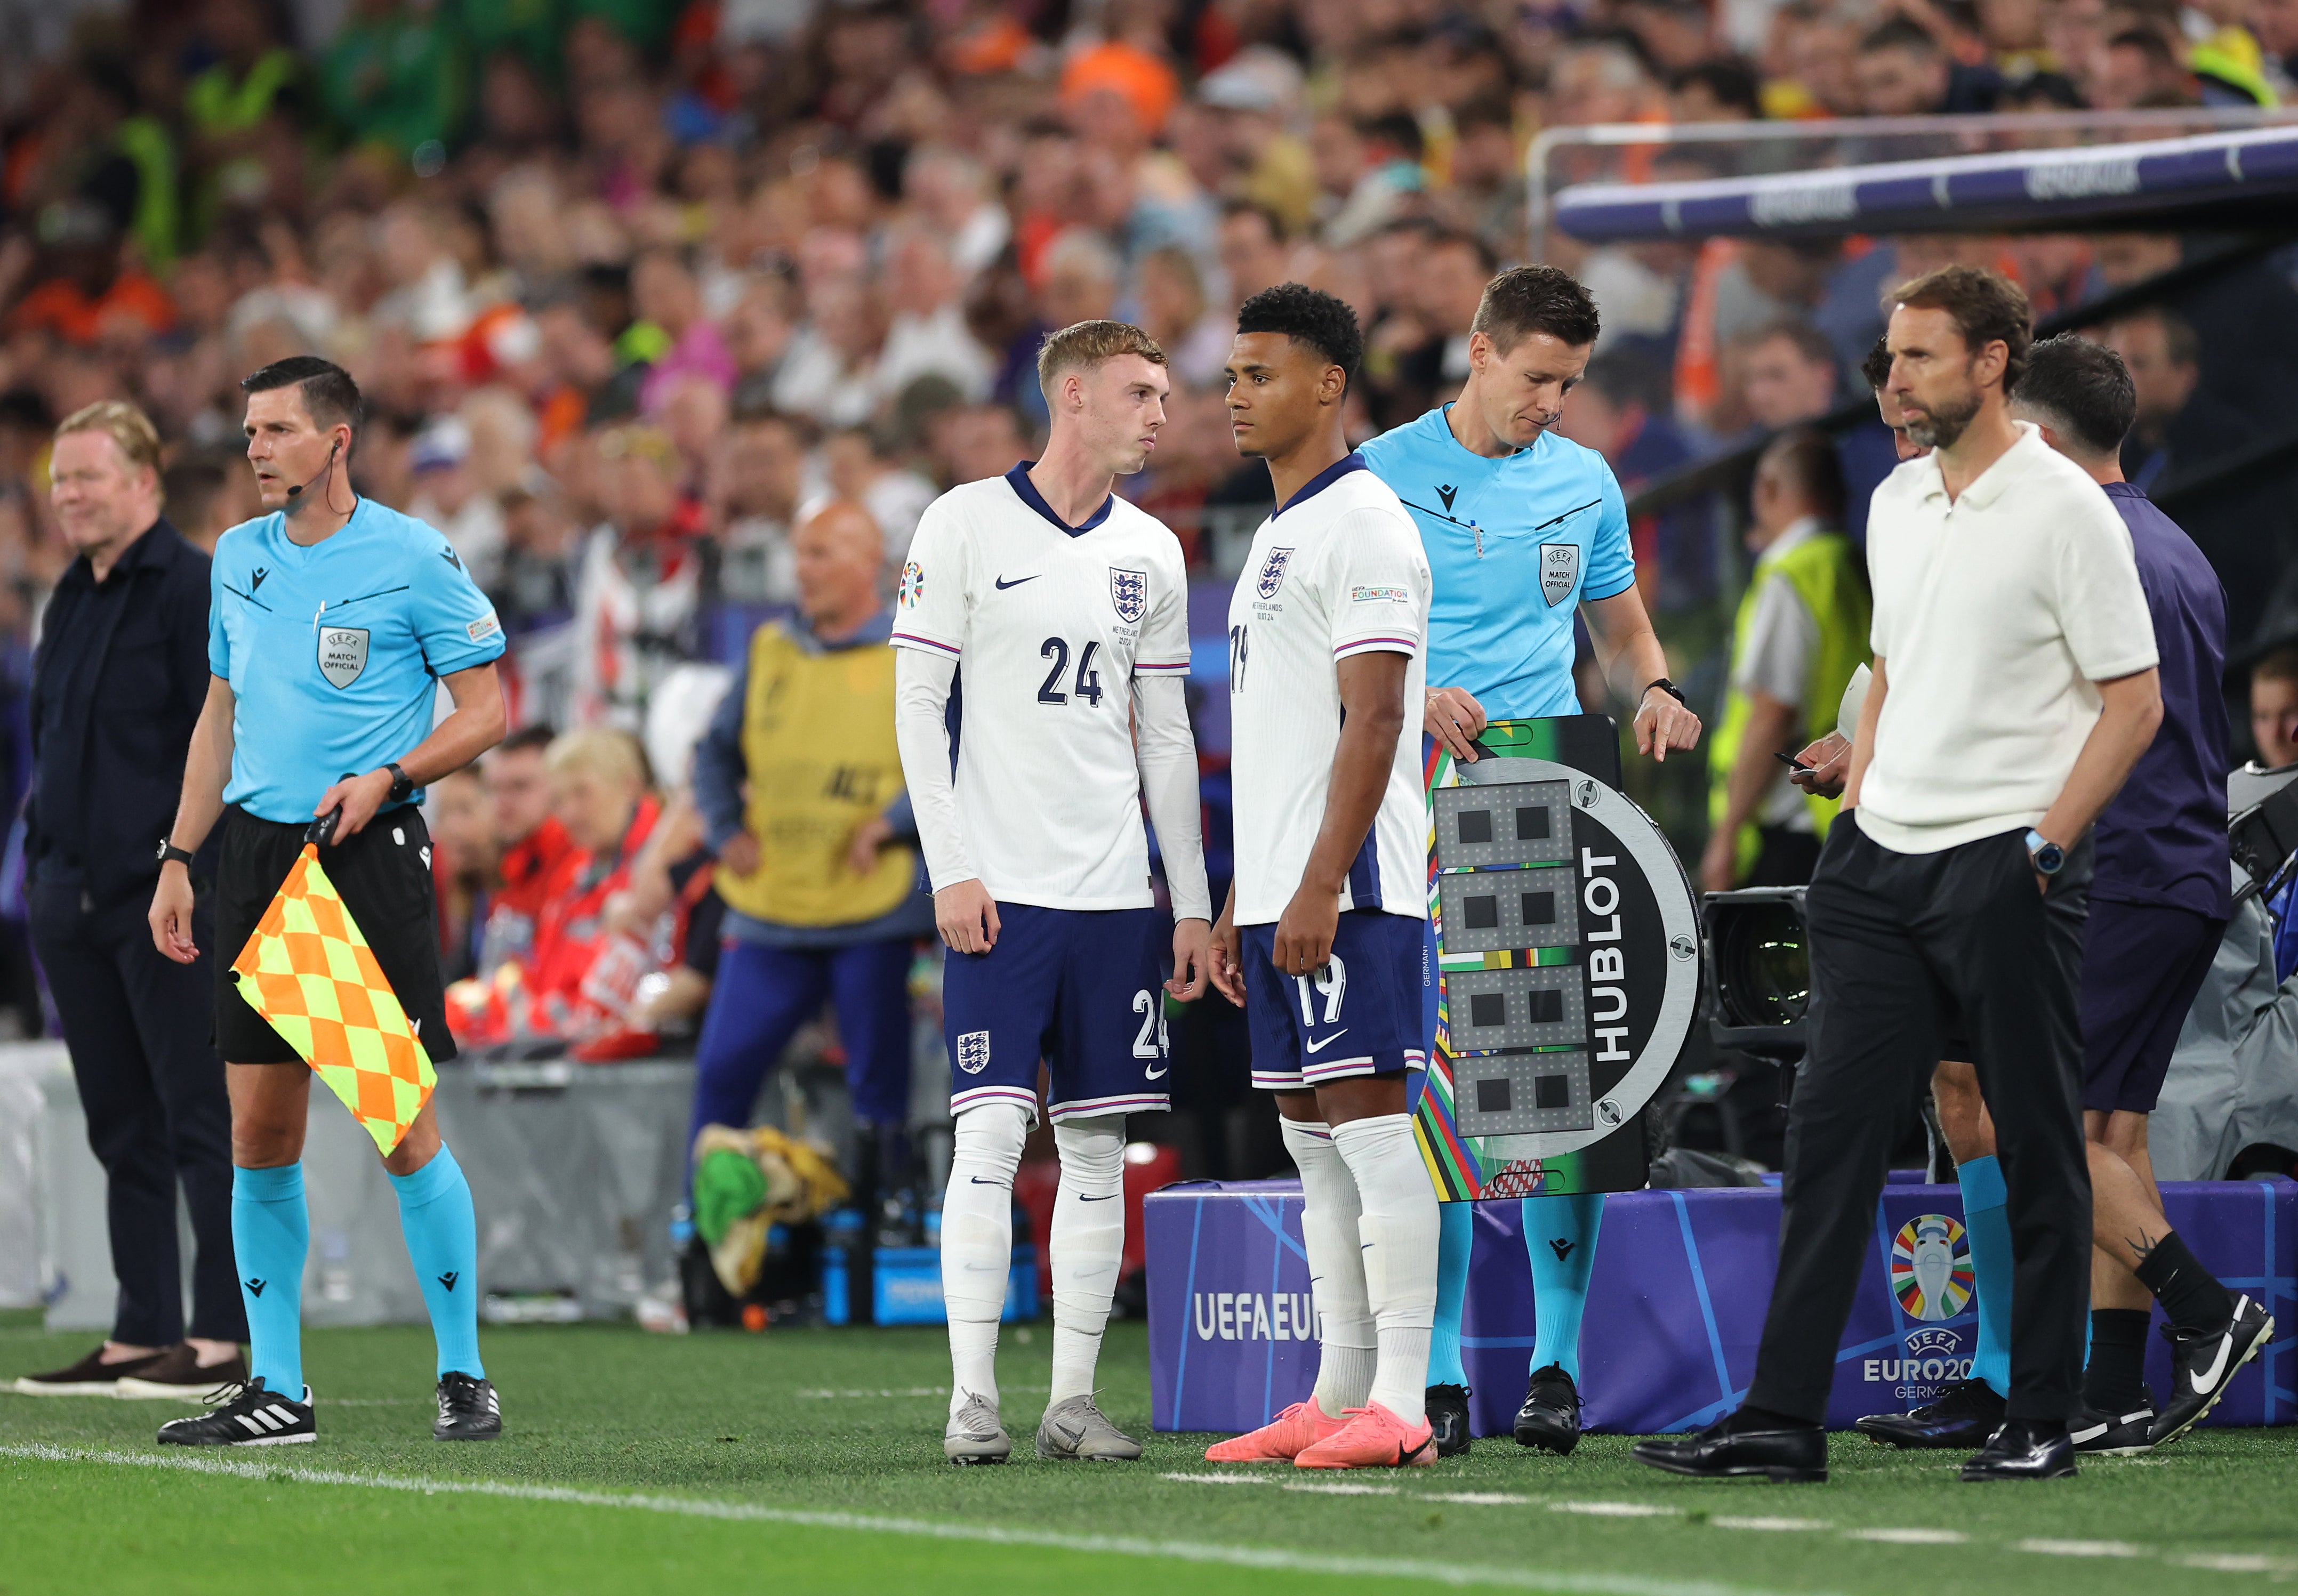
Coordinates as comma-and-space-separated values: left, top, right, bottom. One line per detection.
283, 439, 342, 504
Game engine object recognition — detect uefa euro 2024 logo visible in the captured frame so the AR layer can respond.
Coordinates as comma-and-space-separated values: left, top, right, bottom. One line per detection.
1890, 1213, 1974, 1321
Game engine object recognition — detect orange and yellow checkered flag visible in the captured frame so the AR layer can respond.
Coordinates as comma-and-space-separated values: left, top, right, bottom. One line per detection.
230, 841, 435, 1155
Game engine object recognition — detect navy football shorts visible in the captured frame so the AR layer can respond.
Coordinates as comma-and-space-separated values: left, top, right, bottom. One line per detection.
1242, 908, 1429, 1092
942, 903, 1171, 1124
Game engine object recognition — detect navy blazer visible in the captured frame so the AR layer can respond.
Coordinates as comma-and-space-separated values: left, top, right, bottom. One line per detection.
27, 518, 214, 913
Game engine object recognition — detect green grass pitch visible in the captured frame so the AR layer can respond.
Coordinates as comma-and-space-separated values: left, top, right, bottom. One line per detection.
2, 1316, 2293, 1595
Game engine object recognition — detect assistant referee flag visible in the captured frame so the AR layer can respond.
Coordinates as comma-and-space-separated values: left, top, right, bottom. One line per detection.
230, 820, 435, 1154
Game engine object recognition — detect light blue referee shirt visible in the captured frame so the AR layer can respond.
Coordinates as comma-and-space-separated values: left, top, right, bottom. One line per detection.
209, 497, 506, 824
1358, 405, 1636, 720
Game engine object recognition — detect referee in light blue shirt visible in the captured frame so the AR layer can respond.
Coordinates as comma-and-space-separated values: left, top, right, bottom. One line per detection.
146, 357, 510, 1449
1358, 263, 1702, 1458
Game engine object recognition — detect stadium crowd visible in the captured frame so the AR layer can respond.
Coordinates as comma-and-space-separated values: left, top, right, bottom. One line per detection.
1, 0, 2296, 1090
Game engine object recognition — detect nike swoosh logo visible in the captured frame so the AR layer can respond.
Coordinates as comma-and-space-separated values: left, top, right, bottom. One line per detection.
1080, 1194, 1117, 1202
2070, 1420, 2108, 1444
994, 575, 1039, 590
1396, 1435, 1432, 1465
1303, 1030, 1350, 1053
1145, 1063, 1169, 1079
970, 1176, 1008, 1186
2191, 1331, 2235, 1393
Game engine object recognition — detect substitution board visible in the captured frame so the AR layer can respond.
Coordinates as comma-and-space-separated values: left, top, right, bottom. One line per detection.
1416, 715, 1702, 1199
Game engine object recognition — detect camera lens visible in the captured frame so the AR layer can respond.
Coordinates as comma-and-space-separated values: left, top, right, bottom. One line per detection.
1716, 901, 1810, 1028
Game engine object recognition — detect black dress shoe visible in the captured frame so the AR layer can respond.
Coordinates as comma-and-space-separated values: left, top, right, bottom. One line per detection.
1426, 1384, 1472, 1458
1853, 1377, 2006, 1449
1631, 1417, 1827, 1483
1959, 1420, 2077, 1481
1513, 1364, 1583, 1456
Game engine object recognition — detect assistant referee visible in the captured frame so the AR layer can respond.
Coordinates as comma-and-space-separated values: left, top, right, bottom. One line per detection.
147, 357, 510, 1448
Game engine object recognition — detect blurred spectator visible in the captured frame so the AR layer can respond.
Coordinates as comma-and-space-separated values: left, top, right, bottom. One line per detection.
634, 248, 737, 415
518, 727, 664, 1040
1670, 59, 1764, 120
2103, 306, 2256, 489
1558, 349, 1714, 612
477, 723, 578, 979
1678, 240, 1842, 433
407, 416, 508, 590
1217, 202, 1294, 311
1312, 112, 1424, 247
877, 229, 995, 404
430, 767, 497, 986
904, 147, 1011, 285
688, 499, 929, 1219
2092, 28, 2204, 106
1701, 428, 1868, 893
716, 407, 809, 605
1854, 18, 2003, 114
821, 426, 934, 571
572, 424, 706, 729
1739, 319, 1842, 432
1137, 246, 1230, 391
2252, 648, 2298, 766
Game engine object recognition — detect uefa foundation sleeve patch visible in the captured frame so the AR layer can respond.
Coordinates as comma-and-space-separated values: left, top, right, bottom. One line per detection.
231, 844, 437, 1154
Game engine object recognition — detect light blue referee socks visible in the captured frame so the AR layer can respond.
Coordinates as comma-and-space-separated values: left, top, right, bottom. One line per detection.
1427, 1200, 1474, 1388
232, 1163, 308, 1397
1957, 1155, 2012, 1398
388, 1144, 485, 1381
1524, 1190, 1605, 1382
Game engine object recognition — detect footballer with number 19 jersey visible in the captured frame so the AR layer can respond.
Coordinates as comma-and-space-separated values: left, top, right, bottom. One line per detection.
1225, 456, 1434, 1089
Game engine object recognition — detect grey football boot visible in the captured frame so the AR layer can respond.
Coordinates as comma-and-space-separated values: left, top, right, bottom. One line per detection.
1035, 1394, 1144, 1461
944, 1391, 1012, 1464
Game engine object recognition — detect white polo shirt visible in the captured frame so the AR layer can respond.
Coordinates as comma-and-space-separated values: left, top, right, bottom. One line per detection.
1860, 422, 2157, 855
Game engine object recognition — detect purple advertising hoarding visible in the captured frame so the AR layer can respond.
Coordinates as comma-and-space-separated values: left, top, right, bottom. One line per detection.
1146, 1176, 2294, 1436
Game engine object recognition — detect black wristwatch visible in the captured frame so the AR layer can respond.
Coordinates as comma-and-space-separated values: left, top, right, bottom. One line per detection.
1644, 677, 1689, 708
382, 762, 416, 804
156, 840, 195, 868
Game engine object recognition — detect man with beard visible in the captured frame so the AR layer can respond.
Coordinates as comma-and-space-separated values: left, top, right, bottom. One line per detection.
1635, 267, 2164, 1485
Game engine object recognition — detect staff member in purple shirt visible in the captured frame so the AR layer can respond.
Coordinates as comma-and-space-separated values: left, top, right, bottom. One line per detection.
2007, 336, 2269, 1451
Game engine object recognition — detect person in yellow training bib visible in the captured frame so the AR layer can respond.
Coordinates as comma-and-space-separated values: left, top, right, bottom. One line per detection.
686, 498, 933, 1242
1699, 427, 1872, 894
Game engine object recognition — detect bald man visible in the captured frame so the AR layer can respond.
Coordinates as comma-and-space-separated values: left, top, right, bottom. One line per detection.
688, 499, 936, 1259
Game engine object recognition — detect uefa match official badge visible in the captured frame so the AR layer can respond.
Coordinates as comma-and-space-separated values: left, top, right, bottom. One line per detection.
1256, 546, 1294, 599
898, 561, 925, 608
1539, 543, 1580, 607
317, 626, 369, 689
1110, 566, 1147, 623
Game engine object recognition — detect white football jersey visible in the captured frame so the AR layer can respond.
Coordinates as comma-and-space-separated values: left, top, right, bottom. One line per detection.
1226, 456, 1431, 926
893, 465, 1193, 910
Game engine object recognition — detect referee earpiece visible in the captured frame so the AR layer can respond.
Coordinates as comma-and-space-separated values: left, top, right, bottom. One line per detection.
285, 439, 342, 501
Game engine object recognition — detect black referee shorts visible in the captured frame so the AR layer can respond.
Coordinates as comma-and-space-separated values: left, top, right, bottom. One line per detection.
214, 804, 456, 1067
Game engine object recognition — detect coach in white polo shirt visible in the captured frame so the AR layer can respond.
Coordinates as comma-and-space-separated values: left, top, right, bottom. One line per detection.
1636, 266, 2163, 1488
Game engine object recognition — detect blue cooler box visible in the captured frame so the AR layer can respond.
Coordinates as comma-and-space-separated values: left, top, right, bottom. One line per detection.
823, 1245, 1040, 1326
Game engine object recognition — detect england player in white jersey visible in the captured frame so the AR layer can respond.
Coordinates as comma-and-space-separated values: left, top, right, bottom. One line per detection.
892, 320, 1212, 1465
1204, 285, 1442, 1470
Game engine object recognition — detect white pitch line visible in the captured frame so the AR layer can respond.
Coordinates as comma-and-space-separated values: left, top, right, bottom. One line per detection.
1424, 1493, 1538, 1506
1842, 1529, 1966, 1545
0, 1445, 1801, 1596
2014, 1539, 2146, 1559
1161, 1471, 1275, 1486
1283, 1482, 1398, 1496
1709, 1519, 1830, 1533
793, 1386, 1050, 1400
1553, 1502, 1683, 1518
2176, 1554, 2298, 1574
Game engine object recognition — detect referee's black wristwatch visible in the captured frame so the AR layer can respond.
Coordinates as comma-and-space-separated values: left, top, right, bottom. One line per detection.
156, 840, 195, 869
1643, 677, 1689, 708
381, 762, 416, 804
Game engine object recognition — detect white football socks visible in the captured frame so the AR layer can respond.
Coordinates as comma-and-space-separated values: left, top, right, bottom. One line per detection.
1333, 1113, 1439, 1423
941, 1101, 1030, 1418
1281, 1117, 1375, 1416
1048, 1114, 1127, 1405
